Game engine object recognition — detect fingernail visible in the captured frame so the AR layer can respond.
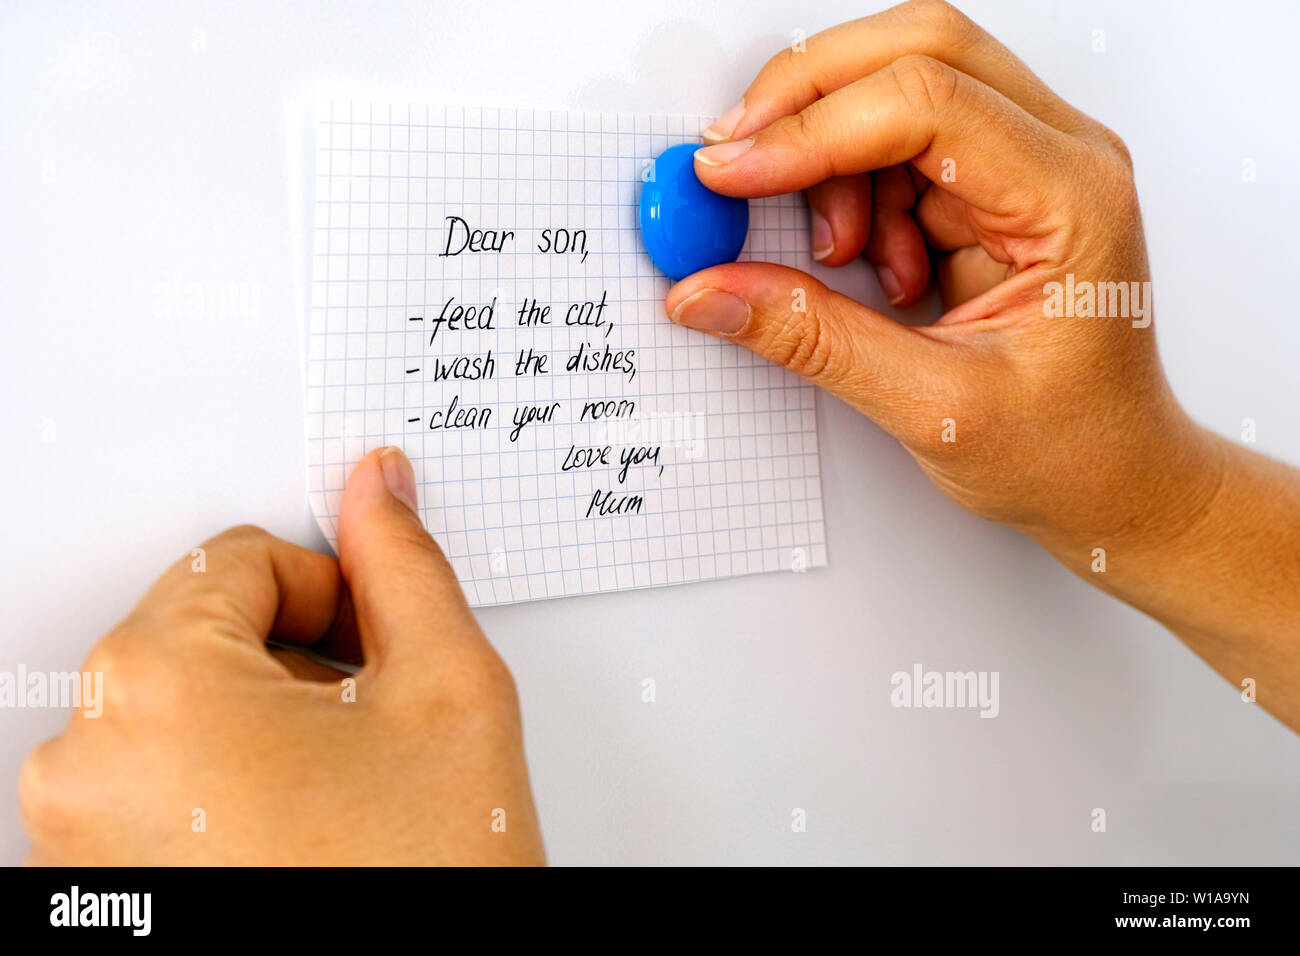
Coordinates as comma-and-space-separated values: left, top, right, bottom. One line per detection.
379, 446, 419, 514
670, 289, 751, 334
811, 211, 834, 261
695, 138, 755, 167
702, 100, 746, 143
878, 266, 905, 305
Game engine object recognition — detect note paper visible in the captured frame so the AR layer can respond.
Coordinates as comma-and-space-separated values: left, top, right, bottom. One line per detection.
306, 102, 828, 606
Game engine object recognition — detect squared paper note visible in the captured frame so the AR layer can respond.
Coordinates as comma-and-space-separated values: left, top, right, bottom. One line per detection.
306, 102, 827, 606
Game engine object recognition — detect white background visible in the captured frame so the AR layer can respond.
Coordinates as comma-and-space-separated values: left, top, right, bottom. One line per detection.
1, 0, 1297, 865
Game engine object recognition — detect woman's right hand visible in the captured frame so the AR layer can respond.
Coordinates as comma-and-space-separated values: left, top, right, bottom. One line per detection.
669, 0, 1214, 553
666, 0, 1300, 731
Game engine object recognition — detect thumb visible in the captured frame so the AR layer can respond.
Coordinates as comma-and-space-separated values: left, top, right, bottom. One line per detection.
336, 446, 486, 673
665, 262, 958, 442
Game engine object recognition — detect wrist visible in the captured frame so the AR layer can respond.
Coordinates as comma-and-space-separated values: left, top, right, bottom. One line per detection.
1022, 408, 1228, 582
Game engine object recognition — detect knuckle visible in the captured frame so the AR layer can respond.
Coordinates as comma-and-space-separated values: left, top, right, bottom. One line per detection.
1079, 139, 1139, 216
1107, 163, 1140, 209
81, 628, 135, 686
390, 521, 448, 567
199, 524, 274, 565
388, 643, 521, 727
474, 651, 521, 711
81, 627, 177, 718
908, 0, 975, 43
442, 647, 520, 716
17, 740, 75, 841
766, 45, 804, 83
189, 524, 274, 578
367, 527, 461, 593
780, 109, 837, 181
912, 406, 980, 460
763, 304, 834, 381
891, 54, 959, 115
788, 108, 826, 154
215, 523, 272, 546
754, 45, 818, 109
1097, 124, 1133, 169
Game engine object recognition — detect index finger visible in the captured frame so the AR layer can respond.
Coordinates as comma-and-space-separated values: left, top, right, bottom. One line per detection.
695, 54, 1082, 231
125, 525, 344, 647
707, 0, 1095, 144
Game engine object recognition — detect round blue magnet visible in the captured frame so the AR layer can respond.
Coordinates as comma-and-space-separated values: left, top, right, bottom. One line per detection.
639, 143, 749, 281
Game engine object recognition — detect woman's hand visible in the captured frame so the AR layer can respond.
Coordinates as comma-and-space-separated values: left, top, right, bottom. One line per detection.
670, 0, 1204, 546
19, 448, 545, 864
667, 0, 1300, 730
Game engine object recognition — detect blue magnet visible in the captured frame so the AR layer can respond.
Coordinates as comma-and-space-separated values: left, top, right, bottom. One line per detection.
639, 143, 749, 281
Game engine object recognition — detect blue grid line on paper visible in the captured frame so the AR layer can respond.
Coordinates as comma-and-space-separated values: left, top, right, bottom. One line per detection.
306, 102, 829, 607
